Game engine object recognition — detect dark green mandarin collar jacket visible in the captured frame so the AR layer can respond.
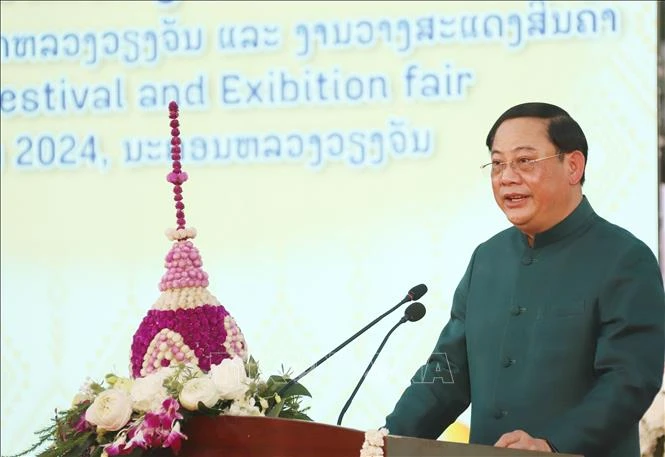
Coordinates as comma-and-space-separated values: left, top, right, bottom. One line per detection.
385, 196, 665, 457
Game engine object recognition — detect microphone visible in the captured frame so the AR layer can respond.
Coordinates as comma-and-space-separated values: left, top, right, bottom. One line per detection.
276, 284, 427, 397
337, 302, 426, 425
399, 301, 426, 323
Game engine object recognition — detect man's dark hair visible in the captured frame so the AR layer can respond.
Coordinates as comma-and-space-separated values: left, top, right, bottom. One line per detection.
485, 102, 588, 185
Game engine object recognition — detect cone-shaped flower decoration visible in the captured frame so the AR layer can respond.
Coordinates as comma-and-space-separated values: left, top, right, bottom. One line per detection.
130, 101, 247, 378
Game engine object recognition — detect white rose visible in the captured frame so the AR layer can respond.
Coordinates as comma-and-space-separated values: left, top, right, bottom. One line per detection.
85, 389, 133, 431
179, 377, 219, 411
209, 357, 250, 400
130, 372, 169, 412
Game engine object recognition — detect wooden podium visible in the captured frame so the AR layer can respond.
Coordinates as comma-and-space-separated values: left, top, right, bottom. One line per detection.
172, 415, 581, 457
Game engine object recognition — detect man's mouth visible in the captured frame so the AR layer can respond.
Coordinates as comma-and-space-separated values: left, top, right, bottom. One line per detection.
504, 194, 529, 204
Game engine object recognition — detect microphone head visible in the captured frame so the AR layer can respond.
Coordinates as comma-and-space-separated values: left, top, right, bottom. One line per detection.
407, 284, 428, 301
404, 302, 426, 322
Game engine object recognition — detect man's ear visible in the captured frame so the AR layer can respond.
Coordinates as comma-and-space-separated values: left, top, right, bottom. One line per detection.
567, 151, 585, 185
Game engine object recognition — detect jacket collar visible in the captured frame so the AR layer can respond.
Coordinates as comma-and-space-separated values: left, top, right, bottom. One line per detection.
527, 195, 596, 249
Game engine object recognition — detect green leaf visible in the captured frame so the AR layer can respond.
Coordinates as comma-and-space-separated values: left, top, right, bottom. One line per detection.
35, 430, 95, 457
276, 382, 311, 399
265, 400, 284, 417
266, 374, 290, 388
65, 433, 96, 457
245, 356, 260, 379
278, 410, 314, 421
265, 375, 309, 394
196, 401, 225, 416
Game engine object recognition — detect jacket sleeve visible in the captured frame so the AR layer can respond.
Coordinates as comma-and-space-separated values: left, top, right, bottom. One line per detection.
384, 249, 476, 439
537, 242, 665, 454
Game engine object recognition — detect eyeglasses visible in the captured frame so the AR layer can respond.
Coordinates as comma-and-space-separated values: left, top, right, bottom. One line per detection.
480, 153, 562, 177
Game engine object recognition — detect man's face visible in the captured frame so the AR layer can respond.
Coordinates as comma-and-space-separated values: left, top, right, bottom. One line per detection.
490, 117, 574, 237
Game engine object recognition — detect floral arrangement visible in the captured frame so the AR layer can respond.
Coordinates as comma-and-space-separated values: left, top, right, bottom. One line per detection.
360, 428, 389, 457
15, 356, 311, 457
11, 101, 312, 457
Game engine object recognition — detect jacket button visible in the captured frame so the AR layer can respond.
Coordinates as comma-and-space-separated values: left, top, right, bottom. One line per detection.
493, 409, 507, 419
511, 306, 527, 316
521, 256, 533, 265
502, 357, 515, 367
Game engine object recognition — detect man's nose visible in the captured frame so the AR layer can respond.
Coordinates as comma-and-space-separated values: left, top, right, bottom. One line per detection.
499, 162, 521, 183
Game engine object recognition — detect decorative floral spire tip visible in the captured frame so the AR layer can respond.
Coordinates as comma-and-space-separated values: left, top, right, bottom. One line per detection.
165, 100, 196, 241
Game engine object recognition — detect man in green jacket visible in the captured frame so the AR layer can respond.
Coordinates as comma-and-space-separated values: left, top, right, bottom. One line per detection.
385, 102, 665, 456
